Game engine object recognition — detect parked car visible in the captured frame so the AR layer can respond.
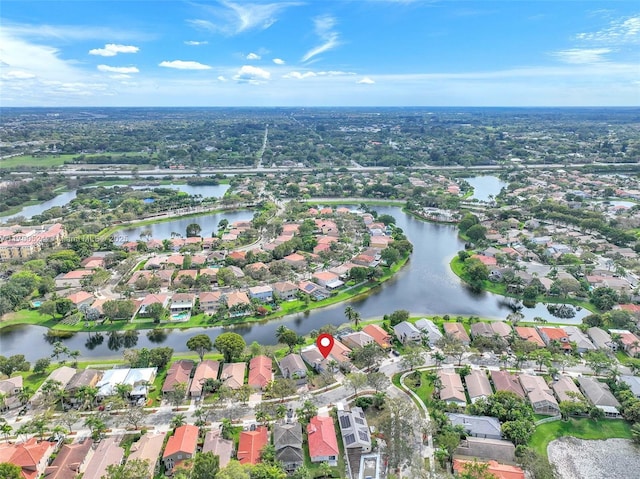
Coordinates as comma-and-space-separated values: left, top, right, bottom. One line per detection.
391, 350, 400, 357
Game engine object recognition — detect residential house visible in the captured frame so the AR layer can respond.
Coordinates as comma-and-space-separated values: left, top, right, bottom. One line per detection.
128, 432, 166, 479
577, 377, 622, 417
202, 430, 233, 469
0, 376, 24, 411
307, 416, 340, 466
66, 291, 95, 308
224, 291, 251, 316
162, 425, 199, 473
237, 426, 269, 465
491, 370, 525, 398
340, 331, 375, 350
393, 321, 422, 344
446, 413, 502, 440
279, 354, 307, 382
162, 360, 194, 395
470, 322, 494, 339
454, 437, 516, 464
453, 459, 525, 479
96, 367, 156, 401
198, 291, 222, 314
514, 327, 545, 348
438, 370, 466, 406
0, 437, 56, 479
352, 253, 376, 267
297, 280, 330, 300
587, 327, 618, 351
248, 355, 273, 390
189, 360, 220, 398
537, 327, 572, 352
55, 270, 92, 289
248, 285, 274, 302
443, 322, 471, 345
490, 321, 512, 339
272, 281, 298, 301
283, 253, 307, 269
137, 294, 169, 316
414, 319, 444, 346
609, 329, 640, 357
312, 271, 344, 290
274, 423, 304, 473
301, 346, 329, 373
551, 375, 585, 403
169, 293, 195, 313
337, 406, 372, 453
44, 438, 93, 479
221, 362, 246, 390
362, 324, 392, 349
82, 437, 125, 479
65, 369, 102, 404
30, 366, 76, 408
563, 326, 596, 353
465, 370, 493, 404
620, 375, 640, 399
519, 374, 559, 415
173, 270, 198, 288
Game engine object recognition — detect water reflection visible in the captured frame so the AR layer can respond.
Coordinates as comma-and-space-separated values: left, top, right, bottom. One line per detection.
147, 329, 168, 343
85, 333, 104, 350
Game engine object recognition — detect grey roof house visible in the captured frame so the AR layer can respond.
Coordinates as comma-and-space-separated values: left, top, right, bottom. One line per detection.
620, 375, 640, 399
274, 423, 304, 473
446, 413, 502, 440
577, 377, 621, 417
337, 405, 372, 453
465, 370, 493, 404
563, 326, 596, 353
414, 318, 443, 346
587, 327, 618, 351
393, 321, 422, 344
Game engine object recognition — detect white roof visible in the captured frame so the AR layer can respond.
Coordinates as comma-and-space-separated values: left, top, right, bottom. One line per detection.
96, 367, 157, 397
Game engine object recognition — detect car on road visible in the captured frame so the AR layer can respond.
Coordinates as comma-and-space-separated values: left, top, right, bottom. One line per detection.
391, 350, 400, 357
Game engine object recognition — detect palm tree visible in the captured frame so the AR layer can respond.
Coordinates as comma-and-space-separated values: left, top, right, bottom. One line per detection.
351, 311, 362, 329
170, 413, 187, 429
0, 422, 12, 441
319, 461, 332, 479
344, 306, 355, 325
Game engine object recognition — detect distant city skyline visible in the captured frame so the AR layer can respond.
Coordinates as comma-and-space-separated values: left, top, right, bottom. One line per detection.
1, 1, 639, 107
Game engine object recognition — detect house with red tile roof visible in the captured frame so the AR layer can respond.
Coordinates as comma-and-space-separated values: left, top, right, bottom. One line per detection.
514, 326, 545, 347
538, 327, 572, 351
471, 254, 497, 266
283, 253, 307, 269
362, 324, 392, 349
237, 426, 269, 465
490, 370, 525, 398
65, 291, 94, 307
163, 425, 199, 473
248, 355, 273, 390
307, 416, 340, 466
138, 293, 169, 316
0, 438, 56, 479
453, 459, 525, 479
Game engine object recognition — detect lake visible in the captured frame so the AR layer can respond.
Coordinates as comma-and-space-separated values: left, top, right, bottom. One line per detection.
0, 206, 591, 360
0, 183, 229, 223
465, 176, 507, 202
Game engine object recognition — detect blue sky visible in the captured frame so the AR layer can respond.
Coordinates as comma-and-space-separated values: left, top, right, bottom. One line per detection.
1, 1, 639, 106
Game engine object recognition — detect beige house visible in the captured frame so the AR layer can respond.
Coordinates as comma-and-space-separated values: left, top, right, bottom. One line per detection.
221, 362, 246, 390
128, 432, 166, 478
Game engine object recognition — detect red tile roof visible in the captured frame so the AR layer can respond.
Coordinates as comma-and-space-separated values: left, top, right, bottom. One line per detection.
163, 425, 199, 459
362, 324, 392, 349
237, 426, 268, 465
307, 416, 339, 459
453, 459, 525, 479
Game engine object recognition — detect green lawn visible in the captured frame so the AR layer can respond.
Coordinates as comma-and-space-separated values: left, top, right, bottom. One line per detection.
0, 154, 76, 169
529, 418, 633, 458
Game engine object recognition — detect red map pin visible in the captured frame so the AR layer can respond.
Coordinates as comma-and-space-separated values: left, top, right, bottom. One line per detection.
317, 333, 335, 359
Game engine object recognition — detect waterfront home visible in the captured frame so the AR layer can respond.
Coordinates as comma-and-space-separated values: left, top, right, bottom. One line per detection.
248, 355, 273, 390
0, 376, 23, 411
490, 321, 512, 339
162, 360, 194, 395
393, 321, 422, 344
189, 360, 220, 398
563, 326, 596, 353
312, 271, 344, 290
137, 293, 169, 316
297, 280, 330, 300
514, 326, 545, 348
30, 366, 76, 407
518, 374, 559, 415
248, 285, 274, 302
65, 369, 102, 405
66, 290, 95, 307
470, 322, 493, 339
577, 377, 621, 417
272, 281, 298, 301
221, 362, 246, 390
537, 327, 572, 351
163, 425, 199, 474
362, 324, 392, 349
414, 318, 443, 346
443, 322, 471, 345
620, 375, 640, 399
169, 293, 195, 313
340, 331, 375, 350
587, 327, 618, 351
96, 367, 156, 401
453, 459, 525, 479
551, 375, 585, 403
198, 291, 222, 313
224, 290, 251, 315
454, 437, 516, 464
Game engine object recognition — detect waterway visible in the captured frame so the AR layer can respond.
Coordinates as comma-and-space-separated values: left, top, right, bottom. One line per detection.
0, 183, 229, 223
0, 206, 590, 360
465, 175, 507, 202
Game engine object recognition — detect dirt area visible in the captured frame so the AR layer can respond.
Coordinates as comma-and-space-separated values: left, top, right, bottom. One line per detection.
548, 437, 640, 479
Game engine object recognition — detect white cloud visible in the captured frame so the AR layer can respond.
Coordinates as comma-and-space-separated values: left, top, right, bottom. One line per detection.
233, 65, 271, 83
2, 22, 153, 41
89, 44, 139, 57
97, 65, 139, 73
184, 40, 208, 46
159, 60, 212, 70
109, 74, 131, 79
3, 70, 36, 80
217, 75, 228, 82
576, 15, 640, 44
273, 58, 285, 65
189, 1, 302, 36
283, 71, 317, 79
302, 15, 341, 62
357, 77, 375, 84
552, 48, 612, 64
246, 52, 261, 60
317, 71, 356, 76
